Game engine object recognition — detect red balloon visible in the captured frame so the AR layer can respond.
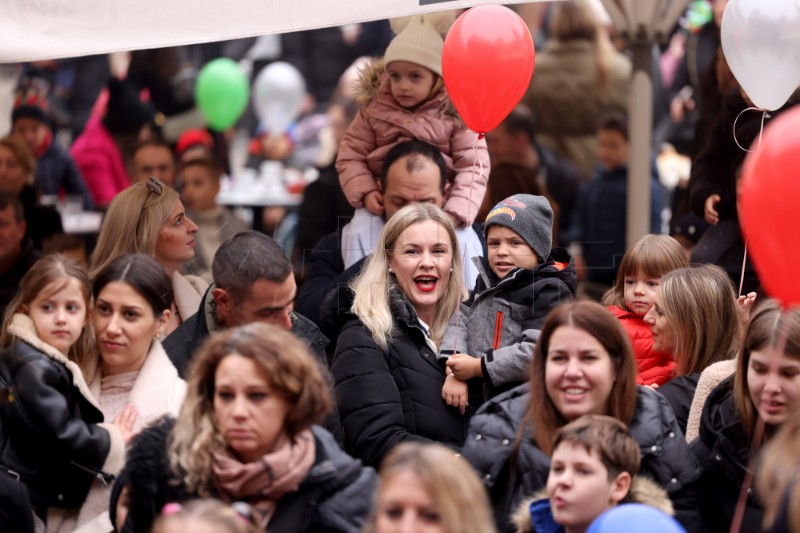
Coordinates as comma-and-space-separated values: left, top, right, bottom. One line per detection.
739, 106, 800, 308
442, 5, 535, 136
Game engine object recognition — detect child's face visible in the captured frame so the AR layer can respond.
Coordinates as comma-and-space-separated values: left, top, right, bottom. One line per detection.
25, 278, 87, 356
12, 117, 48, 153
486, 225, 538, 278
180, 166, 220, 213
623, 268, 660, 316
387, 61, 436, 110
547, 442, 628, 533
597, 128, 629, 171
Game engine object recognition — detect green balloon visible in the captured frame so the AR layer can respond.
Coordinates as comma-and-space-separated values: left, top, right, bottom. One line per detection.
195, 58, 249, 131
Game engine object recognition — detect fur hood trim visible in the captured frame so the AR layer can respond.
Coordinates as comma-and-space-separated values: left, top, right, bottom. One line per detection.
686, 358, 737, 443
510, 477, 674, 533
355, 58, 459, 119
8, 313, 102, 412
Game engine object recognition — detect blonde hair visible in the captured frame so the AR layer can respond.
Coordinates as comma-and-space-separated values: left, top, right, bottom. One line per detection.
734, 299, 800, 438
90, 177, 179, 278
548, 0, 615, 94
602, 234, 688, 310
350, 203, 463, 350
0, 254, 94, 370
660, 265, 741, 376
756, 409, 800, 533
168, 323, 331, 494
363, 442, 496, 533
0, 135, 36, 178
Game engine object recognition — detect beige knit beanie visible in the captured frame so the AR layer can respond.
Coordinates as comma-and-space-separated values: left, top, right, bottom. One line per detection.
383, 12, 455, 76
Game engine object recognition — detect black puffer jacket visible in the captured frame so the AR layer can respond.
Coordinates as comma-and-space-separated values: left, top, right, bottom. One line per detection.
691, 377, 764, 533
329, 286, 472, 467
117, 418, 377, 533
463, 384, 705, 533
0, 315, 124, 509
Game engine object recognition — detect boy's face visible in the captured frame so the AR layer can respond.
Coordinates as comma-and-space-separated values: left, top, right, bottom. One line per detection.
180, 166, 220, 213
387, 60, 436, 110
486, 225, 538, 278
13, 117, 48, 153
547, 442, 629, 533
597, 128, 628, 171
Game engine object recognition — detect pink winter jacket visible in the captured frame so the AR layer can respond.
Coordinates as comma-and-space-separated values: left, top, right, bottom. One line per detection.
336, 61, 489, 227
70, 118, 131, 208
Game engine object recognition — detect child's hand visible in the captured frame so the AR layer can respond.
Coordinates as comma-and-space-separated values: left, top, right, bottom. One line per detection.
737, 292, 758, 324
364, 190, 384, 216
442, 374, 469, 415
112, 404, 139, 446
704, 194, 721, 225
446, 353, 483, 380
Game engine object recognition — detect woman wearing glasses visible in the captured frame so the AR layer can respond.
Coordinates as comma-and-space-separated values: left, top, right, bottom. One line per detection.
90, 176, 205, 336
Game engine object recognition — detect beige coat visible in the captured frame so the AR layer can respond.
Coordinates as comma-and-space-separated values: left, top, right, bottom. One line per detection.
523, 40, 631, 180
63, 341, 186, 533
168, 271, 208, 336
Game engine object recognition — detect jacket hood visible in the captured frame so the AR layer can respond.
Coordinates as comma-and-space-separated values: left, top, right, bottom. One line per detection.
472, 247, 577, 294
510, 477, 675, 533
355, 58, 460, 119
320, 284, 357, 338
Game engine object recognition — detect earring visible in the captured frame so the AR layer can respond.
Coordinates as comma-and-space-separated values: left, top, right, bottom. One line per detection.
450, 267, 454, 272
388, 268, 394, 273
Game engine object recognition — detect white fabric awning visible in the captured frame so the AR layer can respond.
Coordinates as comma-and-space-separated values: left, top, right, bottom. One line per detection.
0, 0, 545, 62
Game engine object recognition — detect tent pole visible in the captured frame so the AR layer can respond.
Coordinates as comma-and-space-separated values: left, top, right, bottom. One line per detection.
627, 37, 654, 249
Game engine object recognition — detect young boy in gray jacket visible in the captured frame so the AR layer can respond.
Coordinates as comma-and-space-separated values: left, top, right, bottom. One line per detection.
440, 194, 576, 410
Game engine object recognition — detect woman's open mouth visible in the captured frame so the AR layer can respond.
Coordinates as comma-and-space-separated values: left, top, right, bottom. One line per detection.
414, 276, 438, 293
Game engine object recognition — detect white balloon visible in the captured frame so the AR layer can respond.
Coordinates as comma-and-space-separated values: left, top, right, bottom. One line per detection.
252, 61, 307, 135
721, 0, 800, 111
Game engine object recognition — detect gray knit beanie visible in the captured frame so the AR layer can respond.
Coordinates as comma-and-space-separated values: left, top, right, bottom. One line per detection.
484, 194, 554, 262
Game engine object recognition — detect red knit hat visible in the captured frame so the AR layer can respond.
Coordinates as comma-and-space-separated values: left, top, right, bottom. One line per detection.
175, 128, 214, 156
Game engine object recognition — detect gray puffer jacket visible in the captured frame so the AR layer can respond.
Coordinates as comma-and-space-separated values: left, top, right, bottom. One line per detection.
441, 249, 575, 394
462, 385, 705, 533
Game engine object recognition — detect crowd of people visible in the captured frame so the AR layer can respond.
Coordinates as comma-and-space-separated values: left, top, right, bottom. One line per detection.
1, 1, 799, 532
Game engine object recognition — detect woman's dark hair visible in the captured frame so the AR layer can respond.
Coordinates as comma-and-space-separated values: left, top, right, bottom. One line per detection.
92, 253, 173, 316
525, 301, 638, 455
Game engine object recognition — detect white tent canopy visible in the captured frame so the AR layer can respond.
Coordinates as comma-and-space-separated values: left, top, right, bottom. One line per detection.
0, 0, 542, 62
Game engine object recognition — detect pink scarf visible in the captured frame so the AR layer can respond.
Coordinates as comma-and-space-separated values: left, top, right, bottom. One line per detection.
212, 429, 316, 526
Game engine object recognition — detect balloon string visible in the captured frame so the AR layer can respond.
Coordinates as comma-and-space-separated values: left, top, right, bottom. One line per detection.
738, 240, 748, 298
728, 311, 791, 533
732, 107, 770, 153
453, 139, 484, 355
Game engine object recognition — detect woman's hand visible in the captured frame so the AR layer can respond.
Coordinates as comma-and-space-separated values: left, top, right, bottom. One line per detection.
442, 375, 469, 415
446, 353, 483, 380
364, 190, 384, 216
737, 292, 758, 324
112, 404, 139, 446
